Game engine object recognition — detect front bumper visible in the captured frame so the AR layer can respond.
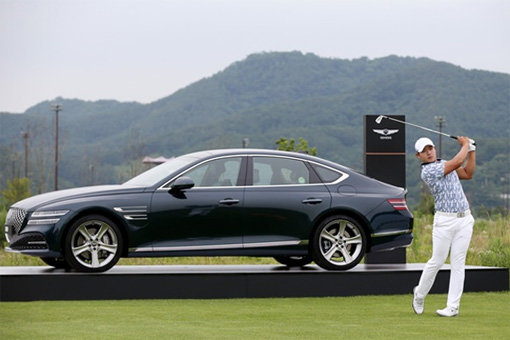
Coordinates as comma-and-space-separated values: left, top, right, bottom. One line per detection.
5, 246, 61, 257
5, 231, 61, 257
8, 232, 48, 250
4, 207, 65, 258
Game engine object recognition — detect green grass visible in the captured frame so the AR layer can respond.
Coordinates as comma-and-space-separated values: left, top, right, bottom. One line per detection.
1, 210, 508, 339
1, 292, 509, 339
408, 214, 510, 268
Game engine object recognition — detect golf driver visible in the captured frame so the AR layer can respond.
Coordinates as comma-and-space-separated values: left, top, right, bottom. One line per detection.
375, 115, 475, 146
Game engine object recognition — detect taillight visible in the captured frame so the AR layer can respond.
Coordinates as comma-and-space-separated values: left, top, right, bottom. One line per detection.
388, 198, 409, 211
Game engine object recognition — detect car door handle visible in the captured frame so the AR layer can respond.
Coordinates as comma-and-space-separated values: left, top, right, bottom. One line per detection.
219, 198, 240, 205
302, 198, 323, 205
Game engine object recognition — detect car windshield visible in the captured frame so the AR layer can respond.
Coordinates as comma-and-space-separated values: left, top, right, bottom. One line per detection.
123, 156, 197, 187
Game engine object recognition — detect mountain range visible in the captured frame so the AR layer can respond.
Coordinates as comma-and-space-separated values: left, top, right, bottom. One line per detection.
1, 51, 509, 210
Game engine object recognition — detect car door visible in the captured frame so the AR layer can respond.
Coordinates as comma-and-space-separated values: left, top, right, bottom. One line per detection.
242, 155, 331, 249
149, 156, 246, 253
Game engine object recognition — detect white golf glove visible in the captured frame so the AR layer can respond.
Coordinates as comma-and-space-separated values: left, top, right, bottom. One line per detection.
468, 139, 476, 152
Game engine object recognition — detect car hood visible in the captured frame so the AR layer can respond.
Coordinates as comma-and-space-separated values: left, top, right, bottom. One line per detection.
11, 185, 145, 211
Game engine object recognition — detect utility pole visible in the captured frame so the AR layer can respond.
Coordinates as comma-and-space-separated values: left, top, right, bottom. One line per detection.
434, 116, 446, 158
21, 130, 29, 178
89, 164, 95, 186
242, 138, 249, 148
52, 103, 62, 190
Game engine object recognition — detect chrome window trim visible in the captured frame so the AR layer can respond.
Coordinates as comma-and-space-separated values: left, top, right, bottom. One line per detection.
158, 155, 247, 191
157, 153, 349, 191
250, 155, 350, 186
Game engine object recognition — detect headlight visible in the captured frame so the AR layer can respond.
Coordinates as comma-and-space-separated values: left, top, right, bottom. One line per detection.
27, 210, 69, 225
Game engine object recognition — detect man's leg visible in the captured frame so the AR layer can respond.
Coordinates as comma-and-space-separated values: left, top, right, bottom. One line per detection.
415, 215, 454, 299
446, 214, 474, 309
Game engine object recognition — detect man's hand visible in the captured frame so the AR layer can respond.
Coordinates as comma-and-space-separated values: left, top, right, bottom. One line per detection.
468, 139, 476, 152
457, 136, 470, 147
453, 136, 476, 179
445, 136, 472, 176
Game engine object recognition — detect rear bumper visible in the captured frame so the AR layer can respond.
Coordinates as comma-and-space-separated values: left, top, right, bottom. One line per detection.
369, 232, 413, 252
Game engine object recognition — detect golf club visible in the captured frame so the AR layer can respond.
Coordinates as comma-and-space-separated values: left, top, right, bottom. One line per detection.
375, 115, 475, 145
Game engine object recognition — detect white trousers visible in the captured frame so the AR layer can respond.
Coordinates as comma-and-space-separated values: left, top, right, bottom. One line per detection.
415, 212, 474, 309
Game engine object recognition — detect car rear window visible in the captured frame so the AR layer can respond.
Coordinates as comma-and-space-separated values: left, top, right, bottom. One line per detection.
311, 164, 343, 183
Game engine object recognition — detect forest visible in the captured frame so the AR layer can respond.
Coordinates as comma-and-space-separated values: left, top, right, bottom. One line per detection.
0, 51, 508, 212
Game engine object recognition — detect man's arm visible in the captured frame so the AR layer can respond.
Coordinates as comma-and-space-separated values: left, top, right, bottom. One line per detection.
456, 149, 476, 180
444, 136, 472, 177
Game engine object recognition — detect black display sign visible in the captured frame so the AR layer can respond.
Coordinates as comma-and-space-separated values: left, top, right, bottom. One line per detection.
364, 115, 407, 264
364, 115, 406, 188
364, 115, 406, 153
365, 155, 406, 188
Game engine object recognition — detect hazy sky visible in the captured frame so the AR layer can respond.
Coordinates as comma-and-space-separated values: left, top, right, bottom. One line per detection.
1, 0, 509, 113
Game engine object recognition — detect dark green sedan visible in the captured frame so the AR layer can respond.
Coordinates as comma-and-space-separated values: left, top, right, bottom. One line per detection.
4, 149, 413, 272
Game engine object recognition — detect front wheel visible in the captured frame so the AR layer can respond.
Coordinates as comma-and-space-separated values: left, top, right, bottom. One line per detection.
273, 255, 313, 267
312, 215, 367, 270
64, 215, 123, 272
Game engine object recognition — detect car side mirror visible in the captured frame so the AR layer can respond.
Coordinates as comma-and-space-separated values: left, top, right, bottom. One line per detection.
170, 176, 195, 191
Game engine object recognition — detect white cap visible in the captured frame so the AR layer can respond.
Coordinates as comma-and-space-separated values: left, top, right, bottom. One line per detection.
415, 137, 435, 153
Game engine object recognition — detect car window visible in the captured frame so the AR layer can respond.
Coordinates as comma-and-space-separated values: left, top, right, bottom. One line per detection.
123, 155, 197, 187
311, 163, 343, 183
181, 157, 242, 187
252, 157, 311, 186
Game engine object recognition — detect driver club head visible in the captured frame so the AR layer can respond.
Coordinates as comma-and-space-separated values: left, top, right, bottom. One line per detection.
375, 115, 385, 124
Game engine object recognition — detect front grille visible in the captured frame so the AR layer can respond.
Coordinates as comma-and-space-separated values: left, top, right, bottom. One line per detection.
5, 208, 27, 235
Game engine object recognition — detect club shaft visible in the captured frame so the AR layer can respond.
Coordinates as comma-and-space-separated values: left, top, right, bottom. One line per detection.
382, 116, 456, 139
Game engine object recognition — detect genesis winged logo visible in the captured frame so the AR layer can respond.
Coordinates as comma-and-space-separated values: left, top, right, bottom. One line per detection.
373, 128, 399, 140
373, 129, 399, 136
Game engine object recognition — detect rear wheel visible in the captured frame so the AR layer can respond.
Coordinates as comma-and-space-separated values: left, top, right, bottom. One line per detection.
64, 215, 123, 272
273, 255, 312, 267
312, 215, 366, 270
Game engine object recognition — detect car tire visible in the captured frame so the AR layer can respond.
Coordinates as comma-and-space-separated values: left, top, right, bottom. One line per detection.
64, 215, 123, 273
312, 215, 366, 271
273, 255, 313, 267
40, 257, 71, 269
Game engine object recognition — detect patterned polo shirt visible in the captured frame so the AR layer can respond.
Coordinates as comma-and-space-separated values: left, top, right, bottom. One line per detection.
421, 159, 469, 213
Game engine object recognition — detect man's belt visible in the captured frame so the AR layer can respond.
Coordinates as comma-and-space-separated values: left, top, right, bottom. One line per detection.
435, 210, 471, 218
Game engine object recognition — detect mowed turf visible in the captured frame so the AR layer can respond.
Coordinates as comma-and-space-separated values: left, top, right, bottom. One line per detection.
1, 292, 508, 339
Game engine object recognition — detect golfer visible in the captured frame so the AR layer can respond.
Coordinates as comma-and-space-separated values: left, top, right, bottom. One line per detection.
412, 135, 476, 317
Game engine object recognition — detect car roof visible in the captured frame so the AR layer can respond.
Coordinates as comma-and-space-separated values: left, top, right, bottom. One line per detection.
183, 148, 354, 173
185, 148, 316, 160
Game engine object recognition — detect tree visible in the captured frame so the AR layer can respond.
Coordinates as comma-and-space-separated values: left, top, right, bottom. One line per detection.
275, 137, 317, 156
2, 177, 32, 207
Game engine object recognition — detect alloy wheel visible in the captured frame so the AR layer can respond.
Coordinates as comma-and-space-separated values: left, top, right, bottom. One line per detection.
65, 215, 122, 272
313, 216, 366, 270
